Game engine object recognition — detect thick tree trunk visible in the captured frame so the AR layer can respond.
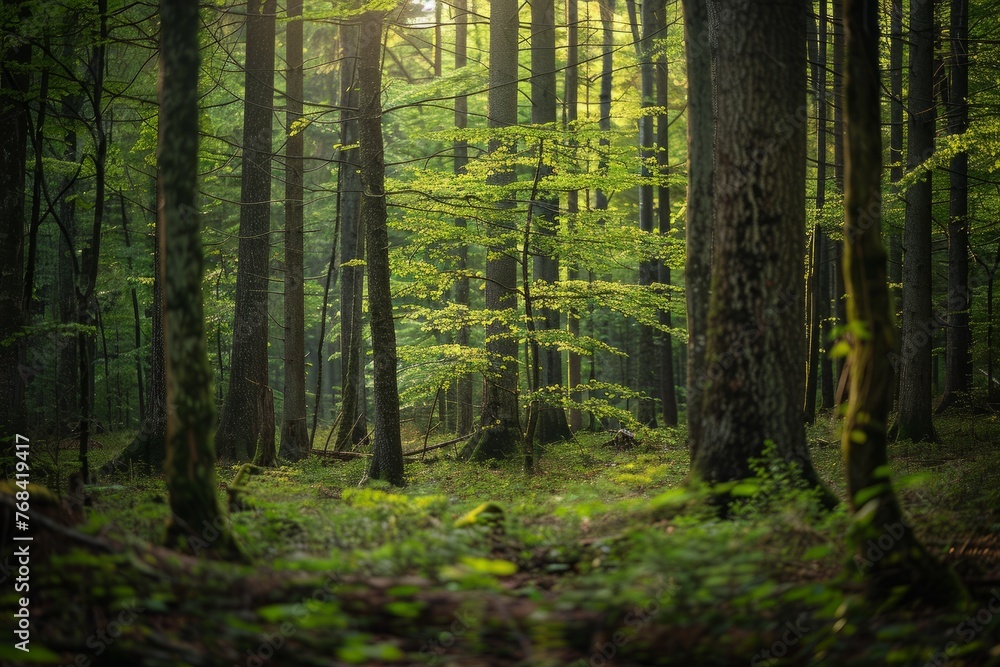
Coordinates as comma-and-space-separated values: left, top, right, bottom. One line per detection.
279, 0, 310, 460
893, 0, 937, 441
841, 0, 961, 604
334, 19, 368, 452
453, 0, 474, 437
681, 0, 712, 446
358, 11, 404, 486
459, 0, 522, 462
691, 0, 827, 496
0, 2, 29, 452
215, 0, 276, 462
159, 0, 240, 560
531, 0, 571, 446
937, 0, 970, 412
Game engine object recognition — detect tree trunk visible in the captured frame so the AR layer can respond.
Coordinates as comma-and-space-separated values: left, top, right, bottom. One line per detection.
459, 0, 522, 462
0, 0, 29, 453
631, 0, 661, 428
279, 0, 310, 460
565, 0, 582, 432
888, 0, 903, 405
893, 0, 937, 441
334, 18, 368, 452
215, 0, 276, 462
159, 0, 240, 560
681, 0, 712, 446
453, 0, 474, 437
359, 11, 404, 486
841, 0, 961, 604
691, 0, 828, 497
656, 7, 678, 427
531, 0, 572, 446
831, 0, 848, 399
937, 0, 970, 412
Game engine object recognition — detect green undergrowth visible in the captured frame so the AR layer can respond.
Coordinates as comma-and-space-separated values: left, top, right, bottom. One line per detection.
20, 415, 1000, 665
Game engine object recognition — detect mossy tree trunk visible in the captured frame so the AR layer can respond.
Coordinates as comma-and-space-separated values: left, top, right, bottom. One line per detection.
159, 0, 240, 560
531, 0, 572, 447
358, 10, 404, 487
215, 0, 276, 462
841, 0, 961, 604
453, 0, 474, 438
0, 2, 29, 462
459, 0, 523, 462
681, 0, 712, 447
690, 0, 828, 496
279, 0, 310, 461
334, 18, 368, 452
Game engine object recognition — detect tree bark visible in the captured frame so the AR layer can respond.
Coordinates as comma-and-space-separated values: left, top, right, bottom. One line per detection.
334, 18, 368, 452
453, 0, 474, 437
893, 0, 937, 441
531, 0, 572, 446
459, 0, 522, 462
937, 0, 971, 412
0, 0, 29, 454
215, 0, 276, 462
279, 0, 310, 460
656, 6, 678, 427
841, 0, 961, 604
681, 0, 712, 447
565, 0, 582, 432
159, 0, 240, 560
358, 11, 404, 486
691, 0, 828, 497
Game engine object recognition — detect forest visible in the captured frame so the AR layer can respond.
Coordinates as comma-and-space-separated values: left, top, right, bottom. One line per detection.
1, 0, 1000, 664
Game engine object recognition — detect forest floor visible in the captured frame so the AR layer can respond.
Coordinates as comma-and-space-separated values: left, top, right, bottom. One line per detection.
4, 413, 1000, 666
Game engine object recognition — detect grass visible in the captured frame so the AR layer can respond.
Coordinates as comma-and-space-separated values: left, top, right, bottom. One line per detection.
14, 412, 1000, 665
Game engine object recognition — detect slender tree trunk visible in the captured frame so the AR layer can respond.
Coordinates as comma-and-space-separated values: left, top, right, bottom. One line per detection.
889, 0, 904, 407
358, 11, 403, 486
937, 0, 970, 412
565, 0, 582, 432
0, 0, 29, 451
691, 0, 829, 499
459, 0, 522, 462
453, 0, 474, 437
893, 0, 937, 441
279, 0, 310, 460
215, 0, 276, 462
531, 0, 571, 445
681, 0, 712, 444
334, 19, 368, 452
120, 195, 146, 423
159, 0, 240, 560
656, 7, 677, 427
841, 0, 961, 603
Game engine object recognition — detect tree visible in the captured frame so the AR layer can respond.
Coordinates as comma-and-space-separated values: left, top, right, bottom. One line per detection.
681, 0, 712, 447
215, 0, 276, 462
530, 0, 571, 445
159, 0, 239, 559
564, 0, 582, 433
893, 0, 937, 441
689, 0, 829, 496
333, 18, 368, 452
840, 0, 961, 603
453, 0, 473, 437
358, 9, 404, 486
279, 0, 309, 460
0, 0, 29, 460
459, 0, 521, 462
937, 0, 971, 412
